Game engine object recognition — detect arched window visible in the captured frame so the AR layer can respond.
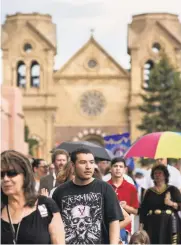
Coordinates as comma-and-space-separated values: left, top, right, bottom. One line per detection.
30, 61, 40, 88
17, 61, 26, 88
143, 60, 154, 88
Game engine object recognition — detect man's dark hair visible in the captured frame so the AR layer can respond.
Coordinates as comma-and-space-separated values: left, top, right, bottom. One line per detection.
32, 158, 44, 172
151, 164, 170, 184
51, 149, 69, 163
111, 157, 126, 167
71, 148, 94, 164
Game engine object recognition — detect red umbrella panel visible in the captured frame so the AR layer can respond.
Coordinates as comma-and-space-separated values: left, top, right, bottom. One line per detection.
124, 132, 181, 159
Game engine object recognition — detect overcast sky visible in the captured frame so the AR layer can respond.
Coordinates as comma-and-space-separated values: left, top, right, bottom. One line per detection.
1, 0, 181, 70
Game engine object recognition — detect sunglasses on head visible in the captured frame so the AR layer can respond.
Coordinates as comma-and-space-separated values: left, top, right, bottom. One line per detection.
1, 170, 19, 179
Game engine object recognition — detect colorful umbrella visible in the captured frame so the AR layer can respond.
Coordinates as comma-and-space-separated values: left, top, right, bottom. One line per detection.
124, 131, 181, 159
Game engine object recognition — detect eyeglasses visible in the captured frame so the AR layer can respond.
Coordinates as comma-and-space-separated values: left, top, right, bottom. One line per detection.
1, 170, 19, 179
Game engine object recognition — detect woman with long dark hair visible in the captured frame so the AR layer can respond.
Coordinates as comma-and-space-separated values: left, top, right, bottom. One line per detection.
56, 161, 74, 184
49, 161, 74, 197
1, 150, 65, 244
140, 164, 181, 244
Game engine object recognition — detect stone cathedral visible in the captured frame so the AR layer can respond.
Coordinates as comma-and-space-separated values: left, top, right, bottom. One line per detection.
2, 12, 181, 160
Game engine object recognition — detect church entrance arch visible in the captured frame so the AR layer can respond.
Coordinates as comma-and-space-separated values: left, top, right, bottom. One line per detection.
72, 128, 106, 146
82, 134, 104, 146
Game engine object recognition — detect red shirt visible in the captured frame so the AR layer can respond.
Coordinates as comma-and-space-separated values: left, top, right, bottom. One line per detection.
108, 178, 139, 233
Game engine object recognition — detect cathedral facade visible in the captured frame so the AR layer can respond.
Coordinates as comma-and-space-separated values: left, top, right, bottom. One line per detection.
2, 13, 181, 160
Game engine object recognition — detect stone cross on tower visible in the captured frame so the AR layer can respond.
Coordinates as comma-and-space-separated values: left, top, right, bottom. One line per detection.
90, 28, 95, 37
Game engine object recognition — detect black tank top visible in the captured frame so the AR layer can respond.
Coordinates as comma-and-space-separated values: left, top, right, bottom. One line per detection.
1, 196, 59, 244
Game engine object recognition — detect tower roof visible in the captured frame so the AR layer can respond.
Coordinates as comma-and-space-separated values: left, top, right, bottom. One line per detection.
5, 12, 52, 22
132, 12, 179, 21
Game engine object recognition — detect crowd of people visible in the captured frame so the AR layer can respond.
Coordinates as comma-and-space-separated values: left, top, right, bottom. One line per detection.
1, 148, 181, 244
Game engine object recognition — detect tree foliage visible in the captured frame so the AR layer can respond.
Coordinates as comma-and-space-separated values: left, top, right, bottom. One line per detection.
24, 125, 38, 156
138, 54, 181, 133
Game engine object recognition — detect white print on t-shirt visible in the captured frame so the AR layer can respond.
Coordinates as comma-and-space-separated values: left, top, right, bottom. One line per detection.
61, 192, 102, 244
38, 204, 48, 217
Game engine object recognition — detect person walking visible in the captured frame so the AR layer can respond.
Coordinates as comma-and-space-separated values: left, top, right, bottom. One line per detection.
140, 164, 181, 244
108, 157, 139, 243
52, 148, 124, 244
1, 150, 65, 244
32, 158, 49, 192
142, 158, 181, 191
49, 162, 103, 198
40, 149, 69, 194
49, 161, 74, 197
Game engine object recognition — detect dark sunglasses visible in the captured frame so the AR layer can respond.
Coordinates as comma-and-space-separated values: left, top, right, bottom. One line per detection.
1, 170, 19, 179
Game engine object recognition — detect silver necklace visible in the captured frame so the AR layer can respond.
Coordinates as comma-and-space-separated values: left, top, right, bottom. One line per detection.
7, 205, 24, 244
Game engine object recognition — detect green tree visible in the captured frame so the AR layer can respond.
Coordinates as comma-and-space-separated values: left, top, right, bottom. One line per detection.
24, 125, 38, 156
138, 54, 181, 133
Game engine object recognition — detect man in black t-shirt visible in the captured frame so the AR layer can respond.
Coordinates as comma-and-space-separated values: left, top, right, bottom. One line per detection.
53, 148, 123, 244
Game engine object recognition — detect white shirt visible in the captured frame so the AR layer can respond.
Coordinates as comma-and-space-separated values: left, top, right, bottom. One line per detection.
35, 181, 40, 192
102, 173, 135, 185
49, 187, 57, 198
142, 165, 181, 190
53, 172, 56, 188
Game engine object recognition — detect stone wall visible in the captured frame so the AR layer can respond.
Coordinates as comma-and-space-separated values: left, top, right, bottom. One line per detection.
1, 86, 28, 154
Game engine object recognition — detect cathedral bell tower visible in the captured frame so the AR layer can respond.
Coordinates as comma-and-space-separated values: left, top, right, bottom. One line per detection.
128, 13, 181, 141
2, 13, 58, 159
